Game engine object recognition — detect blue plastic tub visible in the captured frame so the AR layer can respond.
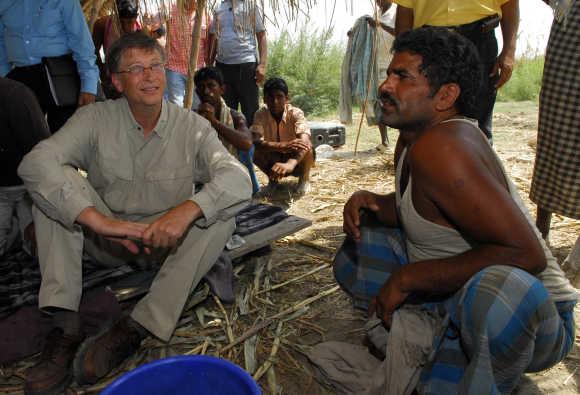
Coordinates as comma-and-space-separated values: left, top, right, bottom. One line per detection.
101, 355, 261, 395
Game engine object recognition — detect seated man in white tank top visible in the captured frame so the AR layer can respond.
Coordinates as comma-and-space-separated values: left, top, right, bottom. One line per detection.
332, 27, 577, 394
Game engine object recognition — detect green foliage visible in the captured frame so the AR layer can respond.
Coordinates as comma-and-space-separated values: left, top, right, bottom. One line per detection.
497, 56, 544, 102
267, 28, 544, 112
266, 27, 344, 116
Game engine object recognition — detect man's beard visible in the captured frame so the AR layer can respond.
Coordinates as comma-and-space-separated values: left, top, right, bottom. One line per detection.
379, 92, 429, 132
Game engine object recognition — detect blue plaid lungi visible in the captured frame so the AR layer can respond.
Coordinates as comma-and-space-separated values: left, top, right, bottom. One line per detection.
333, 220, 576, 394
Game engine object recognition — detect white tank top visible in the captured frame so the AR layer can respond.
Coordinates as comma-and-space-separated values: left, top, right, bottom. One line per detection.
395, 117, 578, 303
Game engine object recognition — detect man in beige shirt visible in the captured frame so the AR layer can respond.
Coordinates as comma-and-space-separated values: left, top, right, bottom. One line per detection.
251, 77, 314, 195
18, 32, 251, 394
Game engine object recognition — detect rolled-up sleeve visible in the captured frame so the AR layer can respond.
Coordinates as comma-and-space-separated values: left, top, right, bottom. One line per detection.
17, 106, 96, 229
62, 0, 99, 95
249, 107, 267, 139
190, 124, 251, 227
291, 107, 310, 136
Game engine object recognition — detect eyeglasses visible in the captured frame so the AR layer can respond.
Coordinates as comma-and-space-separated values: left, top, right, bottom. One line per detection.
116, 62, 165, 75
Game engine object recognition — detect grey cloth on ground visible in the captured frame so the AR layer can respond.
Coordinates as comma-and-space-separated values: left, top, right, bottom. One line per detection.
563, 236, 580, 272
307, 306, 445, 394
203, 251, 235, 303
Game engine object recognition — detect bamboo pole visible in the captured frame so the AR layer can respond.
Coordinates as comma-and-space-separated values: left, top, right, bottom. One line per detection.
184, 0, 207, 109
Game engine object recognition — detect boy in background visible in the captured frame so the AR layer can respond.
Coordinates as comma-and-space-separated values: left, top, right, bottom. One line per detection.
251, 78, 314, 195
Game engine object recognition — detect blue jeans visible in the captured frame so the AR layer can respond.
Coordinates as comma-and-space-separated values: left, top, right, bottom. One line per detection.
165, 69, 200, 109
238, 145, 260, 194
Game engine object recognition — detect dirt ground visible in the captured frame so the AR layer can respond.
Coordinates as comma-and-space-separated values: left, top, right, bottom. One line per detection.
245, 102, 580, 394
1, 103, 578, 394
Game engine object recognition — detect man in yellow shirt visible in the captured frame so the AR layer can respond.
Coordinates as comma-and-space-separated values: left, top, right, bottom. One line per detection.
394, 0, 519, 141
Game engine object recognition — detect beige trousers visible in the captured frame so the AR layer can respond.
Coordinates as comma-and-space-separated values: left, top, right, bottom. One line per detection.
33, 168, 234, 341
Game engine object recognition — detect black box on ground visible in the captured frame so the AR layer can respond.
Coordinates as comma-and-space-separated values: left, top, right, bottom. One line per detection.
308, 121, 346, 148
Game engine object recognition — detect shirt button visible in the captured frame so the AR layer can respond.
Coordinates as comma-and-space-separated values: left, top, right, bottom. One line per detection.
25, 40, 30, 44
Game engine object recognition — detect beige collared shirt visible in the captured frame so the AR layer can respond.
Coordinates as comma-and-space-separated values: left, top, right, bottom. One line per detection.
18, 98, 251, 230
250, 103, 310, 143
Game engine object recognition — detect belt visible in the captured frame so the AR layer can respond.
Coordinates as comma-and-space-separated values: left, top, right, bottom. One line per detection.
427, 14, 500, 36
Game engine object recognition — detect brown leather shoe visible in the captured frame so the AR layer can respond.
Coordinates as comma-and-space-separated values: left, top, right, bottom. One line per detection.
24, 328, 85, 395
74, 317, 144, 385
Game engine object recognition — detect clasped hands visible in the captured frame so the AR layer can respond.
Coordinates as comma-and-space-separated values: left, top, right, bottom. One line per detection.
279, 138, 311, 154
269, 139, 311, 180
78, 201, 200, 255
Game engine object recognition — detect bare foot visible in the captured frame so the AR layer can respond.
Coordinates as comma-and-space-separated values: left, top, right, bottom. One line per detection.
271, 161, 297, 179
296, 180, 311, 195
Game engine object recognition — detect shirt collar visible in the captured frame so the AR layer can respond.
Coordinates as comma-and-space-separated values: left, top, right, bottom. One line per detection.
279, 103, 289, 124
122, 97, 169, 138
268, 104, 289, 124
154, 101, 169, 138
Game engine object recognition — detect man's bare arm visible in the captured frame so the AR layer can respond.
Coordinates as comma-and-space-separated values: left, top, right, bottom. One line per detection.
254, 139, 289, 152
198, 104, 253, 151
255, 31, 268, 85
395, 5, 414, 35
367, 17, 396, 36
343, 191, 399, 241
493, 0, 519, 88
291, 133, 312, 162
373, 127, 546, 323
208, 33, 217, 66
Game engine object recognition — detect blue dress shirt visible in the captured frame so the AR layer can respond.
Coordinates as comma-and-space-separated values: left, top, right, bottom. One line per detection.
0, 0, 99, 95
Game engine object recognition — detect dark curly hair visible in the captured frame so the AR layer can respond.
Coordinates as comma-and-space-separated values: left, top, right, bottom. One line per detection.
392, 27, 482, 118
263, 77, 289, 96
194, 67, 225, 86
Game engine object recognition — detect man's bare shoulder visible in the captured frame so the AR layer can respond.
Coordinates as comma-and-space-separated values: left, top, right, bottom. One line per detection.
409, 120, 491, 182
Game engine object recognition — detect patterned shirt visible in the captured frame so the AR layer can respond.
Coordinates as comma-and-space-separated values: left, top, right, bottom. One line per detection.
166, 5, 210, 75
18, 98, 251, 229
250, 104, 310, 143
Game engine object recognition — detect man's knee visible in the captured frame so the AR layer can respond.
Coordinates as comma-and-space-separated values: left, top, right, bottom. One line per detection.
299, 148, 315, 167
252, 150, 275, 175
459, 265, 550, 344
470, 265, 545, 301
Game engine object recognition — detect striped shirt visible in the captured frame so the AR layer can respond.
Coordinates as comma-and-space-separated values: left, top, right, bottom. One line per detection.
166, 6, 210, 75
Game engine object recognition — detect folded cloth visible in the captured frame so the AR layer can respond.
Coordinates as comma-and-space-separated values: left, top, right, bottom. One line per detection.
234, 203, 288, 236
203, 252, 235, 303
307, 306, 446, 395
308, 341, 382, 394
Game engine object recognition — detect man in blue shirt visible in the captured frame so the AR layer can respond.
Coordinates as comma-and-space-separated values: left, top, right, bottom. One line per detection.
208, 0, 267, 126
0, 0, 99, 132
